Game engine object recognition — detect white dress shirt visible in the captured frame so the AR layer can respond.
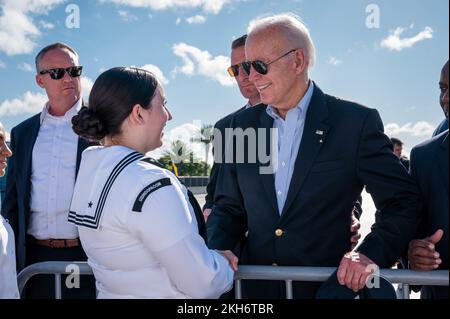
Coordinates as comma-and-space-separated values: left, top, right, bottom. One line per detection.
266, 82, 314, 214
28, 100, 82, 240
0, 214, 20, 299
69, 146, 234, 299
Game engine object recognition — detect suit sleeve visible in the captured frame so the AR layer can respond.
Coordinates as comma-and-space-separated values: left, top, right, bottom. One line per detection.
355, 109, 422, 267
204, 161, 219, 211
1, 128, 18, 236
204, 122, 226, 211
408, 148, 428, 240
206, 119, 248, 251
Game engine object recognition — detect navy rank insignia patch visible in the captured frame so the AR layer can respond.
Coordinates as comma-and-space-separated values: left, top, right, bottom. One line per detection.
132, 178, 172, 212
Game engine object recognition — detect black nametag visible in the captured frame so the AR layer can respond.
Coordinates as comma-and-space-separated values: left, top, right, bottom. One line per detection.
132, 178, 172, 212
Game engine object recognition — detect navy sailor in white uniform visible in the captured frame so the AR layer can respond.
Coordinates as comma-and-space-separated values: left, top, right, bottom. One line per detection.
69, 67, 236, 299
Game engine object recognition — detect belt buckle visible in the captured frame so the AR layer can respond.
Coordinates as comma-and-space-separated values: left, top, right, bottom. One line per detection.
49, 239, 64, 248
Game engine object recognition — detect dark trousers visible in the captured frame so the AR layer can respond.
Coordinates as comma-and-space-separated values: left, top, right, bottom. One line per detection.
24, 238, 96, 299
421, 286, 449, 299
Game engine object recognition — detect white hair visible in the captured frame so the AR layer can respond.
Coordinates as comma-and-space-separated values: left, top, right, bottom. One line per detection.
247, 13, 316, 71
0, 122, 8, 142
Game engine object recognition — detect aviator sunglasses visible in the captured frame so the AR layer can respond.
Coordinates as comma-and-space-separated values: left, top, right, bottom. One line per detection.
242, 49, 297, 76
227, 63, 247, 78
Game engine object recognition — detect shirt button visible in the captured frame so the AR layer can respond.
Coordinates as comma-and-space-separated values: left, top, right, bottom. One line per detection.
275, 229, 284, 237
277, 191, 282, 196
282, 162, 286, 167
272, 263, 278, 266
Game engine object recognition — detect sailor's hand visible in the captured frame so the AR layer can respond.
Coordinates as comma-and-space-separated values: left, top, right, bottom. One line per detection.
218, 250, 239, 271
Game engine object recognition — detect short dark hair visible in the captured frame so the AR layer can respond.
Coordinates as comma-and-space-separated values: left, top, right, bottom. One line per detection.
72, 67, 159, 142
35, 42, 78, 73
390, 137, 404, 146
231, 34, 247, 50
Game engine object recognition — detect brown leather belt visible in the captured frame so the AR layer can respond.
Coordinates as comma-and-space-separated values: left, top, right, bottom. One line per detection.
34, 238, 80, 248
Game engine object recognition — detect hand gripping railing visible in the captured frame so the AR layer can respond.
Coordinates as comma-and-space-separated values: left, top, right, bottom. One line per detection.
234, 266, 449, 299
17, 262, 449, 299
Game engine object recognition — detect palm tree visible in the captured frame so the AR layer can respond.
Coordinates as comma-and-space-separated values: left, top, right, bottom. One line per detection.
163, 139, 193, 165
191, 124, 214, 176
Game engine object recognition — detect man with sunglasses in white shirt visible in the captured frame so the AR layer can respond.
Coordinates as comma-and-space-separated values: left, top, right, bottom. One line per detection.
1, 43, 95, 299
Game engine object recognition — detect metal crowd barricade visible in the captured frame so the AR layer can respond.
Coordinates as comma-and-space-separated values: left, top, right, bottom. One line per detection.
17, 261, 94, 299
17, 262, 449, 299
234, 266, 449, 299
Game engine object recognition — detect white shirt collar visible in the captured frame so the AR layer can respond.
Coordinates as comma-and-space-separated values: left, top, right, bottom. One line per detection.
266, 81, 314, 120
40, 99, 83, 124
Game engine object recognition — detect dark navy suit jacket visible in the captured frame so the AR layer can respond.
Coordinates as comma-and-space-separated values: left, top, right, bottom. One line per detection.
1, 112, 91, 270
409, 130, 449, 299
204, 105, 248, 210
207, 84, 422, 298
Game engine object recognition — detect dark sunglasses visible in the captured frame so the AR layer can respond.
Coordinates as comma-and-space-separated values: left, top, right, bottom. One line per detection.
242, 49, 297, 76
39, 66, 83, 80
227, 63, 246, 77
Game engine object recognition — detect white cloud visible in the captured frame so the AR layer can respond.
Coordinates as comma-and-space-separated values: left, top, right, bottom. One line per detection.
140, 64, 169, 85
328, 56, 342, 66
380, 26, 433, 52
118, 10, 138, 22
39, 20, 55, 29
81, 76, 94, 103
0, 0, 64, 55
18, 62, 34, 72
0, 60, 6, 68
0, 91, 47, 117
186, 15, 206, 24
175, 17, 181, 25
172, 43, 234, 87
385, 121, 435, 137
98, 0, 231, 14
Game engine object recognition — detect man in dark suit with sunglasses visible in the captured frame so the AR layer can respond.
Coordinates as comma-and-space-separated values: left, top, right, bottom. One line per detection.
1, 43, 95, 299
207, 14, 422, 298
203, 35, 262, 221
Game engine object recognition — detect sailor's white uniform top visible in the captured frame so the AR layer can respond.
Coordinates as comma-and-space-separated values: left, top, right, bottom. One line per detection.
0, 214, 20, 299
69, 145, 233, 299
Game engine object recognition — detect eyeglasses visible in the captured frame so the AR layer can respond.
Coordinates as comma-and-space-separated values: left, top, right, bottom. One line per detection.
227, 63, 246, 78
242, 49, 297, 76
39, 66, 83, 80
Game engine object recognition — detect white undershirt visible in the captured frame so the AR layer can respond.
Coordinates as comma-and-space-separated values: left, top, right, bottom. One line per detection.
28, 99, 81, 240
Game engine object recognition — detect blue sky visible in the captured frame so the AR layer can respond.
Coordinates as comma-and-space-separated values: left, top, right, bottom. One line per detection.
0, 0, 448, 155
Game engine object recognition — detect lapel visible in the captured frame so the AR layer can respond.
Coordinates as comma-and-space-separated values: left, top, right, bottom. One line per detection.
258, 109, 279, 216
280, 84, 330, 217
437, 132, 449, 193
23, 115, 41, 222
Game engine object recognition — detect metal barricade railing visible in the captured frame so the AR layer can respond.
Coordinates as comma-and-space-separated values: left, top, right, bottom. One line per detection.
17, 261, 94, 299
234, 265, 449, 299
17, 262, 449, 299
